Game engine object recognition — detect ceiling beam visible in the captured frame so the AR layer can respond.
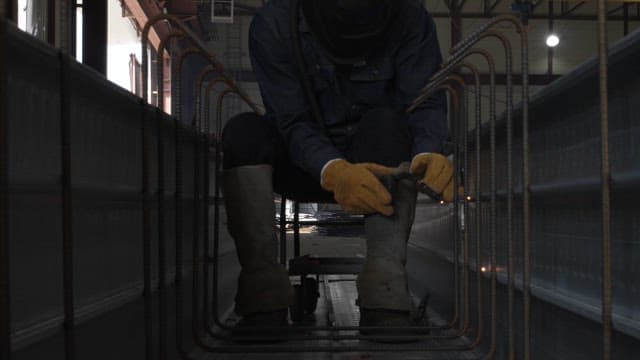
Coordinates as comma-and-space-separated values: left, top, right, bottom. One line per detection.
526, 0, 546, 13
607, 4, 625, 15
459, 73, 562, 86
226, 3, 640, 21
491, 0, 505, 14
560, 1, 588, 17
429, 11, 640, 21
231, 69, 562, 86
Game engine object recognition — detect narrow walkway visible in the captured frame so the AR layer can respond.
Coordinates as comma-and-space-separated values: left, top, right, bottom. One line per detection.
198, 274, 480, 360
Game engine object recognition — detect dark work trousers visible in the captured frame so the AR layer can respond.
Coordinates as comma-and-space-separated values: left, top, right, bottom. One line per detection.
222, 108, 413, 202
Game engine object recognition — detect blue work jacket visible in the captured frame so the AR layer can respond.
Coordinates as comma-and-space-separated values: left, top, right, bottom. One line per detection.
249, 0, 448, 180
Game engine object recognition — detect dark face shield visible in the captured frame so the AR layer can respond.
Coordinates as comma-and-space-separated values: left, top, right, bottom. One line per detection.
302, 0, 400, 64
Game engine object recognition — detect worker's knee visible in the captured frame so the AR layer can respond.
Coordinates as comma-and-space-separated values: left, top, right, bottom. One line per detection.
222, 113, 278, 169
350, 108, 412, 166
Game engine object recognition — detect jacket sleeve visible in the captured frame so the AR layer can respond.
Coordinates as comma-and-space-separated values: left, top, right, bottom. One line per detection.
249, 15, 343, 180
394, 8, 448, 156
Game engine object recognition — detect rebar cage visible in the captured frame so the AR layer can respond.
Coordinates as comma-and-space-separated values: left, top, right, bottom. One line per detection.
1, 1, 638, 359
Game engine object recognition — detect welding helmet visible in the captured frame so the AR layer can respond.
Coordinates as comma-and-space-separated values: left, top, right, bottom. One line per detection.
302, 0, 402, 64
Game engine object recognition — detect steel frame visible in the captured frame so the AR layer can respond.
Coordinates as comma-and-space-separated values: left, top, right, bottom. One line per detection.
188, 50, 502, 351
160, 64, 483, 351
0, 3, 613, 358
134, 11, 537, 357
139, 13, 259, 359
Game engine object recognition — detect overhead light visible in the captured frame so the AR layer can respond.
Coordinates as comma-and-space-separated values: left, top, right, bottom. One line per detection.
546, 34, 560, 48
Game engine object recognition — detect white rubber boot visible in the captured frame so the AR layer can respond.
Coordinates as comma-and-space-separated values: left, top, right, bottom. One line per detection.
223, 165, 295, 318
357, 175, 417, 326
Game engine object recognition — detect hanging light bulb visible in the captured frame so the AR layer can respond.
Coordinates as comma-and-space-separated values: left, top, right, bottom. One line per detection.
546, 34, 560, 47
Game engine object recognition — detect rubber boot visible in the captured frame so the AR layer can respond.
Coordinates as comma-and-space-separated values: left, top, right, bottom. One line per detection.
223, 165, 295, 323
357, 175, 418, 339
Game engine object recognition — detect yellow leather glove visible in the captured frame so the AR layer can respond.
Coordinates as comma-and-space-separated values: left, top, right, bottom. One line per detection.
410, 153, 455, 202
321, 159, 396, 216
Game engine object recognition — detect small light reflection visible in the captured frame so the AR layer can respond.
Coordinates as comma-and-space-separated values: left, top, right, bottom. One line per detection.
481, 266, 487, 273
466, 196, 472, 201
439, 200, 445, 205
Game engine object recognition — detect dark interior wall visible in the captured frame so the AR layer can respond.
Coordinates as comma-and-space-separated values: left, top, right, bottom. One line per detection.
6, 0, 18, 22
5, 23, 240, 358
82, 0, 107, 74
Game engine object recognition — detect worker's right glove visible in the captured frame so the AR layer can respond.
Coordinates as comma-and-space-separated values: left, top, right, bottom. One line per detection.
321, 159, 395, 216
410, 153, 455, 202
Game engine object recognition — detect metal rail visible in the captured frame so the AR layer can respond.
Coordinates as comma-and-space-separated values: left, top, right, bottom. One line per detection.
0, 10, 11, 360
598, 1, 612, 360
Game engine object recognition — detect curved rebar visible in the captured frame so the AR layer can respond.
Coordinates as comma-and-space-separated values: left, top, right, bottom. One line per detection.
204, 78, 234, 136
456, 61, 485, 349
435, 31, 516, 360
156, 31, 185, 112
160, 11, 524, 358
195, 66, 222, 130
174, 47, 211, 122
153, 30, 185, 360
440, 74, 470, 337
461, 49, 499, 360
409, 46, 504, 360
201, 85, 488, 350
201, 77, 228, 340
209, 84, 462, 337
172, 46, 206, 360
140, 14, 262, 114
451, 20, 530, 358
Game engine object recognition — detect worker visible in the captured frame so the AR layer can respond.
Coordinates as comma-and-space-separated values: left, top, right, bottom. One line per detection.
221, 0, 454, 335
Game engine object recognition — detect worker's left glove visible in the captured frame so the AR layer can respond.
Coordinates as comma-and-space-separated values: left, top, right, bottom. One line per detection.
321, 159, 396, 216
410, 153, 455, 202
